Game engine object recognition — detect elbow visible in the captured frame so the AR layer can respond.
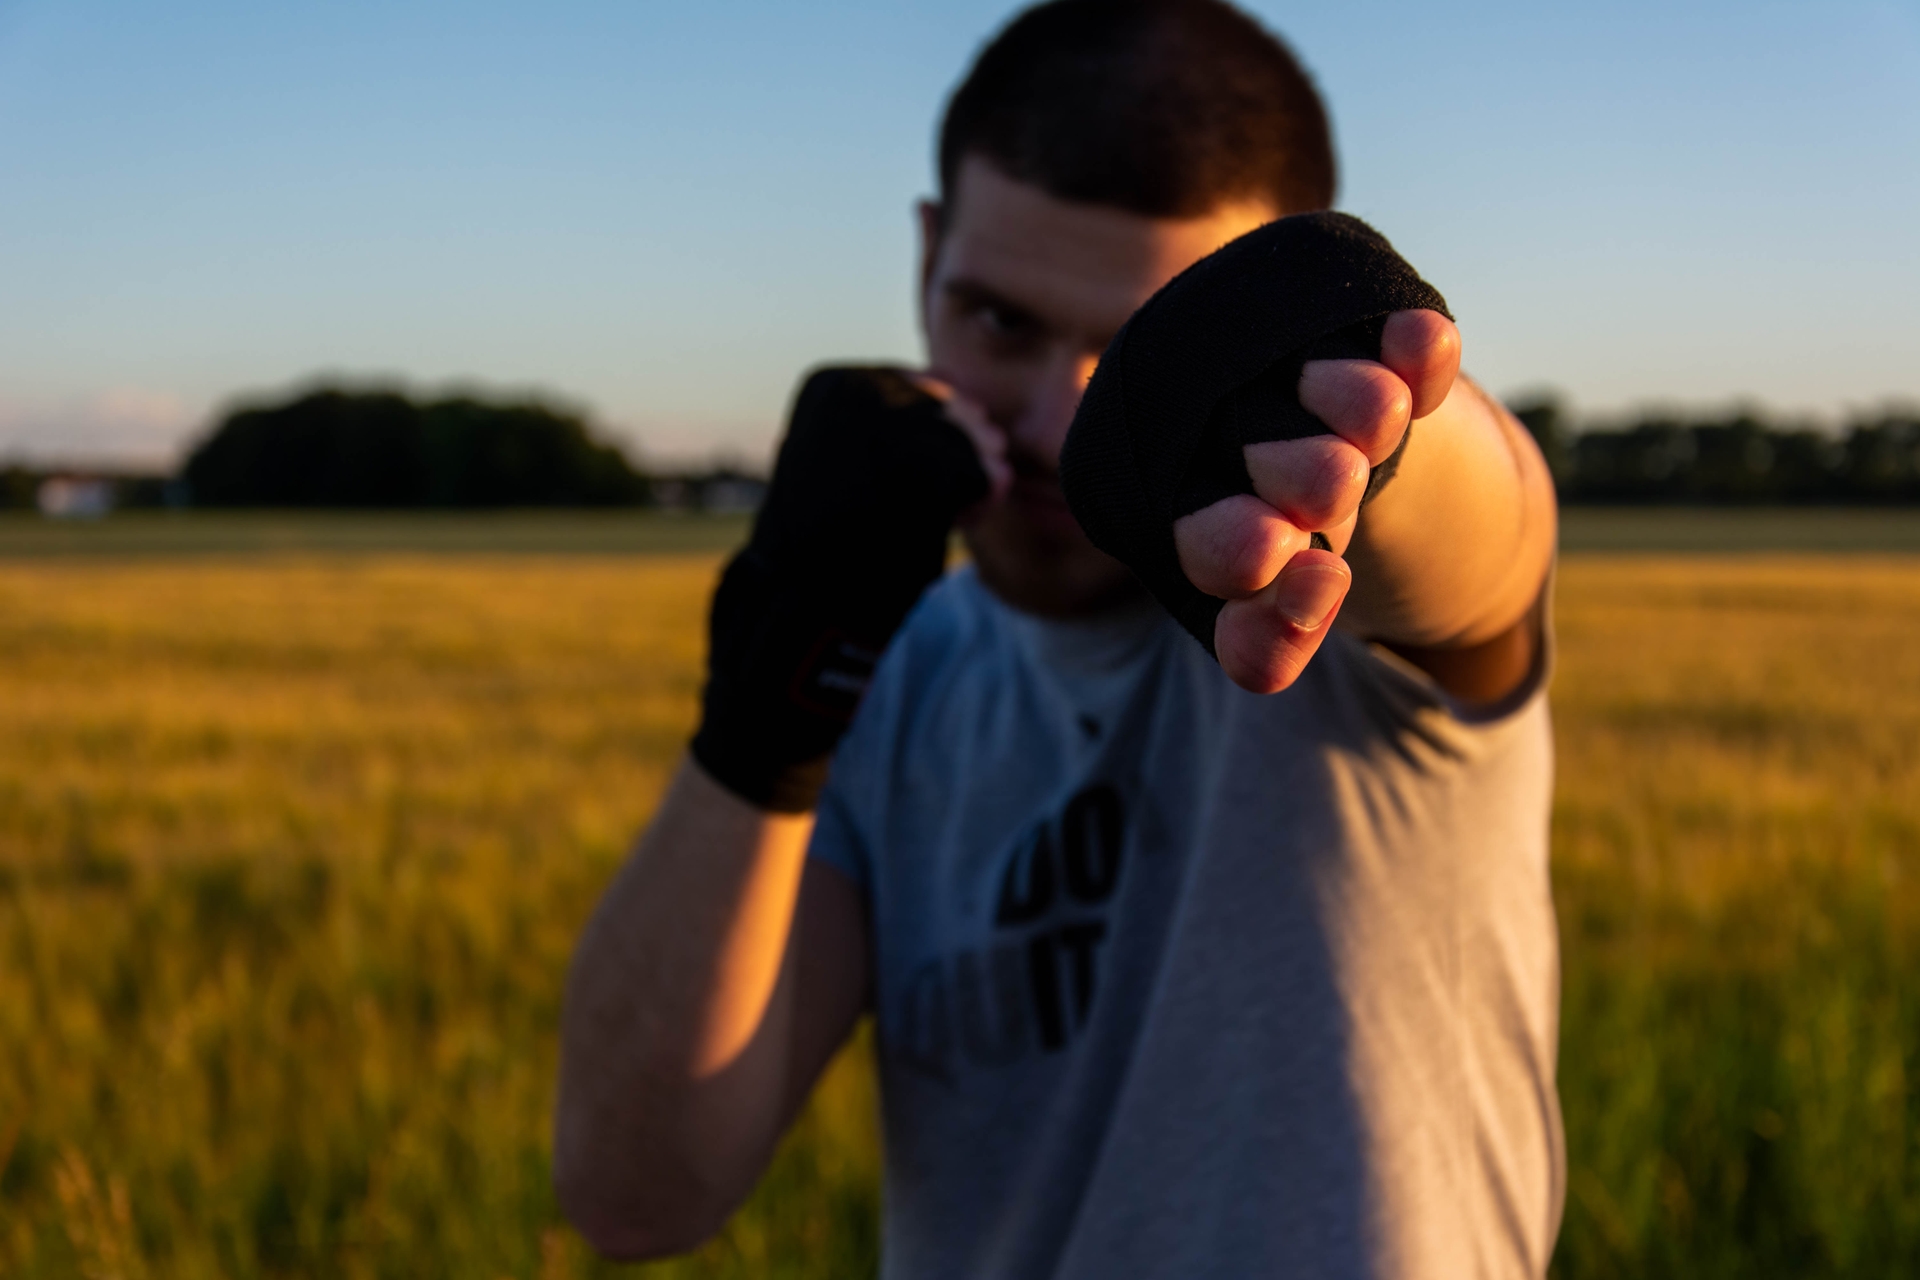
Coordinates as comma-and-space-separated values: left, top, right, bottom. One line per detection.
553, 1152, 732, 1262
551, 1105, 741, 1262
571, 1221, 714, 1264
564, 1210, 723, 1265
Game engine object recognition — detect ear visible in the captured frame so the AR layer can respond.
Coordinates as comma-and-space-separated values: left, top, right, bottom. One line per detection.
915, 198, 943, 334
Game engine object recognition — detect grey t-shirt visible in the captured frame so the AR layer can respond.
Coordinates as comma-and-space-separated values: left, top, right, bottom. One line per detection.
809, 566, 1563, 1280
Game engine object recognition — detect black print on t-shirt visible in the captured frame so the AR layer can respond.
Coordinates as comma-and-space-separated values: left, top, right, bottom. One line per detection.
897, 782, 1127, 1078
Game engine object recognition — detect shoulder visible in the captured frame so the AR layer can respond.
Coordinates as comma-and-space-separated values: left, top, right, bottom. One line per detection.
807, 567, 1028, 885
871, 565, 1014, 689
1266, 626, 1552, 770
832, 567, 1020, 762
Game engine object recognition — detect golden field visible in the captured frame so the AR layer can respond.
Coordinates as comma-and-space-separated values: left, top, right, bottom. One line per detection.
1, 526, 1918, 1277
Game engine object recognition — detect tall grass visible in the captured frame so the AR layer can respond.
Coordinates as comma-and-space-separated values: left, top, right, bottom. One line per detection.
1, 551, 1916, 1276
0, 557, 872, 1277
1551, 557, 1920, 1277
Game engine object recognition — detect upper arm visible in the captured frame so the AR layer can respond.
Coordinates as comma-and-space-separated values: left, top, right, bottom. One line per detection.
1381, 578, 1548, 707
552, 766, 871, 1261
1346, 376, 1557, 706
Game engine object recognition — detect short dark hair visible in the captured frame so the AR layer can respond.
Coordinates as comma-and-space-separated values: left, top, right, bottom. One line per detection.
937, 0, 1336, 221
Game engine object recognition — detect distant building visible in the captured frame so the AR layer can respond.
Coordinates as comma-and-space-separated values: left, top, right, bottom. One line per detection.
651, 469, 768, 513
37, 476, 115, 519
701, 475, 767, 514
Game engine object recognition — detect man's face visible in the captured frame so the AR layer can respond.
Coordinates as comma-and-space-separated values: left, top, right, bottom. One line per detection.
920, 156, 1276, 617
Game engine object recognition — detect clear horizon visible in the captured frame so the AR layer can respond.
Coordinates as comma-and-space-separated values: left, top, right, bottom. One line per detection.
3, 0, 1917, 469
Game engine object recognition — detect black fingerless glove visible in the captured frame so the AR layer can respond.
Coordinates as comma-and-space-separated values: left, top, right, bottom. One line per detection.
1059, 212, 1450, 657
690, 366, 990, 812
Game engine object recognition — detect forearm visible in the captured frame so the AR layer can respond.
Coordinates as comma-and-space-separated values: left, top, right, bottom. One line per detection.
553, 760, 818, 1257
1339, 375, 1557, 648
551, 364, 977, 1257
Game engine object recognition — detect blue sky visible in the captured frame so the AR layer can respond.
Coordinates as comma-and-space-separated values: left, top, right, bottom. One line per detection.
2, 0, 1916, 467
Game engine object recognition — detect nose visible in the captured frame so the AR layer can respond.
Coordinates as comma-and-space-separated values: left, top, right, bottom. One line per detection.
1010, 350, 1102, 464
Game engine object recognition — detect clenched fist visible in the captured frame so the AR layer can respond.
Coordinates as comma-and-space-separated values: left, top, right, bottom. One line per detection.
1060, 211, 1456, 695
1175, 308, 1459, 692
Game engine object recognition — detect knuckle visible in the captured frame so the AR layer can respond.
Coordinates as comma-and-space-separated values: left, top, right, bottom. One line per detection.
1312, 442, 1370, 512
1310, 364, 1409, 445
1356, 367, 1411, 425
1244, 436, 1368, 530
1177, 499, 1286, 598
1217, 597, 1315, 694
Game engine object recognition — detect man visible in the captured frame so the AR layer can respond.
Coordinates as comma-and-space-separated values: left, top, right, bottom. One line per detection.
555, 2, 1562, 1276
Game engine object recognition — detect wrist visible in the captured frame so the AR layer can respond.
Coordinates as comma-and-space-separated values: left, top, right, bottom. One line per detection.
688, 724, 831, 815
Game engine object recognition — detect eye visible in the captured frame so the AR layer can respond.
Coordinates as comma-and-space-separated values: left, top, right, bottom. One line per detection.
941, 282, 1046, 354
970, 300, 1041, 350
979, 303, 1028, 336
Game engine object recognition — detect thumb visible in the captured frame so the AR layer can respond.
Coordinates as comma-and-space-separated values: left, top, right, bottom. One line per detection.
912, 374, 1012, 506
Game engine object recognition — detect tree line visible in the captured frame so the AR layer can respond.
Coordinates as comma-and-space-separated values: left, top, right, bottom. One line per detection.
6, 386, 1918, 511
1511, 398, 1920, 505
2, 385, 759, 512
178, 387, 648, 507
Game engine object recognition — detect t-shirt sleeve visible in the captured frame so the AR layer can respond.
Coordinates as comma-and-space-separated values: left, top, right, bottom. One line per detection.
800, 567, 981, 901
1445, 569, 1556, 727
1351, 562, 1557, 732
800, 595, 917, 898
806, 772, 873, 895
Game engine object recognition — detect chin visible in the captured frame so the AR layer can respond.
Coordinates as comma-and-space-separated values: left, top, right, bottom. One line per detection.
961, 500, 1142, 619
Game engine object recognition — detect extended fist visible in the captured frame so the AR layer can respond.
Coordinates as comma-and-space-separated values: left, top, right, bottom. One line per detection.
1174, 309, 1460, 693
1058, 212, 1455, 692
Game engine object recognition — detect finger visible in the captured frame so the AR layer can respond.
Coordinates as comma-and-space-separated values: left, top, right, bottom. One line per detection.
1242, 435, 1369, 532
1213, 549, 1351, 694
1379, 309, 1460, 420
1174, 494, 1312, 600
910, 372, 951, 398
1297, 359, 1411, 465
943, 394, 1013, 503
912, 373, 1012, 503
1315, 507, 1359, 558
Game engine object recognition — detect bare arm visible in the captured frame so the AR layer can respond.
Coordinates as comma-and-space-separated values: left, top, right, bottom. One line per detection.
1339, 375, 1557, 703
553, 760, 869, 1259
1175, 311, 1556, 705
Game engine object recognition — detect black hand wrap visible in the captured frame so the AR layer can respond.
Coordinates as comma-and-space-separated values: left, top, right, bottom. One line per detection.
1059, 212, 1450, 657
691, 366, 989, 812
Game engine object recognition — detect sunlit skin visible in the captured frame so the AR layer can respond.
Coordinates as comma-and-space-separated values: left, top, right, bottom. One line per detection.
915, 156, 1464, 693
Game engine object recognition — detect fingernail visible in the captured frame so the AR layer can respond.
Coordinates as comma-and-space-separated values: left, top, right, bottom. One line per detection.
1272, 564, 1348, 630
